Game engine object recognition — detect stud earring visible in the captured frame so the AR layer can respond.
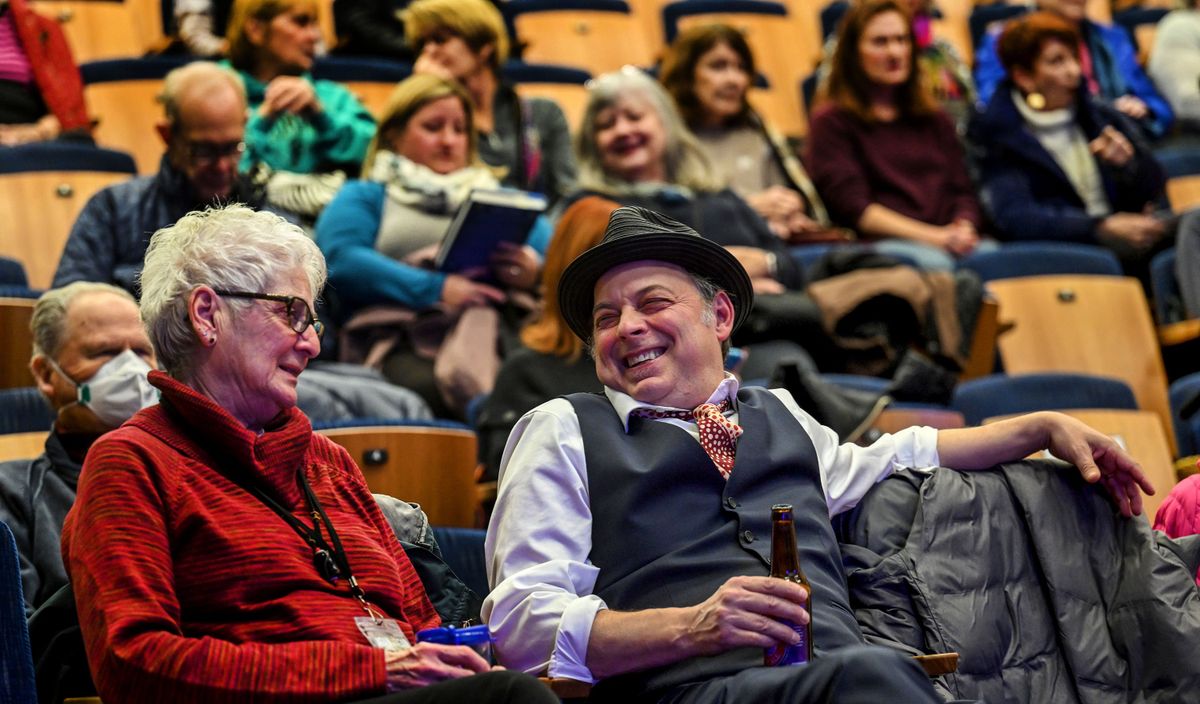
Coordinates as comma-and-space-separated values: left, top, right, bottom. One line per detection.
1025, 92, 1046, 110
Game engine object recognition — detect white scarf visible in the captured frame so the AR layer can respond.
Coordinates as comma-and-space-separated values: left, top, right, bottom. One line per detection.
369, 150, 499, 215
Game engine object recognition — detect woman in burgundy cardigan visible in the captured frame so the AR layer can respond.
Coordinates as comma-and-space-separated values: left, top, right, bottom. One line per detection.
807, 0, 989, 270
60, 204, 555, 704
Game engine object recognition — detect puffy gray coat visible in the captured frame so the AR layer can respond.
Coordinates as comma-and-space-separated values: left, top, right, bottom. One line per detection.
836, 461, 1200, 703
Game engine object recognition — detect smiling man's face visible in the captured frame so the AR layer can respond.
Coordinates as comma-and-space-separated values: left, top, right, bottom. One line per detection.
591, 261, 734, 408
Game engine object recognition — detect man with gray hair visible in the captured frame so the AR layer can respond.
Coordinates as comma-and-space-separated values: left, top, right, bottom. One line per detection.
0, 282, 158, 614
52, 61, 285, 294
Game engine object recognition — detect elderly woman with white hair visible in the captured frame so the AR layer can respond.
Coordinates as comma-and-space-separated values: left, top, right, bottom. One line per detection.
59, 204, 556, 704
566, 67, 806, 295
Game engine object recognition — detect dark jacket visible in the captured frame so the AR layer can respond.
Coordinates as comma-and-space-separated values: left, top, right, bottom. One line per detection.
970, 83, 1166, 244
836, 461, 1200, 702
51, 158, 277, 295
0, 431, 80, 616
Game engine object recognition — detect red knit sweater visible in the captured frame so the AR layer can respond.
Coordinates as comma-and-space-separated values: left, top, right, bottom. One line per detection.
61, 372, 441, 703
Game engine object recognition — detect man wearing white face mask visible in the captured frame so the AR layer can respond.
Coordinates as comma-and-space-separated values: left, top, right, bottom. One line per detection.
0, 282, 157, 615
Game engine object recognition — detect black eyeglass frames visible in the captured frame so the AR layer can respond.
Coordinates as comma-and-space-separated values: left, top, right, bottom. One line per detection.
213, 290, 325, 338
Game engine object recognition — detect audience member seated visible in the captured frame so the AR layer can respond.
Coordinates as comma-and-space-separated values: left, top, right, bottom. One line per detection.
0, 0, 90, 145
808, 0, 990, 271
174, 0, 232, 57
52, 62, 284, 294
569, 67, 803, 292
0, 283, 157, 616
317, 74, 549, 417
333, 0, 414, 60
62, 204, 557, 704
405, 0, 576, 204
815, 0, 976, 130
1149, 0, 1200, 134
475, 195, 615, 482
225, 0, 374, 174
1154, 471, 1200, 585
660, 24, 843, 243
483, 205, 1155, 699
974, 0, 1173, 139
970, 12, 1197, 282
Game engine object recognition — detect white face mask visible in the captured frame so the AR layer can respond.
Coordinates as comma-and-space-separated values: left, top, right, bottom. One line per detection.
49, 349, 159, 429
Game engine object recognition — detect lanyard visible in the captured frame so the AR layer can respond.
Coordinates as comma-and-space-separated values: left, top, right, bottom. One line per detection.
238, 467, 385, 624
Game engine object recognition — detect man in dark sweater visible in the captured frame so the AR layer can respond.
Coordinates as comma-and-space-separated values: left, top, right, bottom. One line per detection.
484, 207, 1155, 702
51, 61, 275, 295
0, 282, 157, 614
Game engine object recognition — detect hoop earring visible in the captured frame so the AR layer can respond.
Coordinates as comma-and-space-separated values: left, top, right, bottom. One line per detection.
1025, 92, 1046, 110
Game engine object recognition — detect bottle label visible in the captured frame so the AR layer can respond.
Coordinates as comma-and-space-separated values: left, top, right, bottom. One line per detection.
764, 621, 810, 666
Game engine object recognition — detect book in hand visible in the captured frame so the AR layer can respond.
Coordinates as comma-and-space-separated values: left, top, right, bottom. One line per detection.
434, 188, 547, 275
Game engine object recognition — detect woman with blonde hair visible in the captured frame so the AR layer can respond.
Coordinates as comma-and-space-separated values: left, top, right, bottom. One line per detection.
224, 0, 374, 174
808, 0, 988, 270
316, 74, 549, 417
405, 0, 576, 203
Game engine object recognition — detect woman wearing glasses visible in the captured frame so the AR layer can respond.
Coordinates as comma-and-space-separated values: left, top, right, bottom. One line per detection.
59, 204, 556, 704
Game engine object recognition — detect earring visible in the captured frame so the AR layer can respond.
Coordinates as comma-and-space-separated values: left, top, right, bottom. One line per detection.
1025, 92, 1046, 110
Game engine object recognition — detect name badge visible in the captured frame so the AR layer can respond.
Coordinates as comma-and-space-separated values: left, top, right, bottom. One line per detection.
355, 616, 412, 650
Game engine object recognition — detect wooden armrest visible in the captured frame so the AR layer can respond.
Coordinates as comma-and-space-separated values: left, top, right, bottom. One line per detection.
914, 652, 959, 677
1159, 319, 1200, 347
539, 677, 593, 698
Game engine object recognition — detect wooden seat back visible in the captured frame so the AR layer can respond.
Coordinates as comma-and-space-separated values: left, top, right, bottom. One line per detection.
0, 170, 133, 289
317, 425, 479, 528
85, 79, 167, 175
986, 275, 1176, 454
0, 298, 35, 391
514, 9, 657, 76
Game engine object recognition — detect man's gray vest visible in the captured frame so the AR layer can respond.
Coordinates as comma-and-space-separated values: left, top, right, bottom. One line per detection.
568, 387, 864, 698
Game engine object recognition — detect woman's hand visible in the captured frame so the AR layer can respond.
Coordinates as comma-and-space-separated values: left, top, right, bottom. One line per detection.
384, 643, 495, 691
489, 243, 541, 291
260, 76, 322, 118
441, 274, 506, 310
747, 187, 809, 240
725, 246, 776, 280
930, 219, 980, 256
414, 50, 456, 82
1097, 212, 1166, 249
1089, 126, 1134, 168
1113, 95, 1149, 121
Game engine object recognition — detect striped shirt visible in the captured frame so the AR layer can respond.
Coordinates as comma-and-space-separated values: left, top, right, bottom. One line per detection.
0, 11, 33, 85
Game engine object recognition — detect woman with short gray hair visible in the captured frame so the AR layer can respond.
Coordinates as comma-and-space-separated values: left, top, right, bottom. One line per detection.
63, 203, 555, 704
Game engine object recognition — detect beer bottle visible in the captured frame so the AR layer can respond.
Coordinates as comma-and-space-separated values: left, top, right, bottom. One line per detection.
764, 503, 813, 666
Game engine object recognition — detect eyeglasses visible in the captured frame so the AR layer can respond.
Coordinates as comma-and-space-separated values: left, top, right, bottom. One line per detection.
186, 140, 246, 165
213, 290, 325, 338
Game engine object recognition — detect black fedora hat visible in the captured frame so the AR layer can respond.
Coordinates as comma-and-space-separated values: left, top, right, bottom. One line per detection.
557, 206, 754, 341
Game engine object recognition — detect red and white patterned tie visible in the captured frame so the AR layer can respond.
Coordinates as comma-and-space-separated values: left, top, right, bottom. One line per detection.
635, 399, 744, 479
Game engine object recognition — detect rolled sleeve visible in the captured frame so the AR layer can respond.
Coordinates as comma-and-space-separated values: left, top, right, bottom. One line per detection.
483, 399, 606, 682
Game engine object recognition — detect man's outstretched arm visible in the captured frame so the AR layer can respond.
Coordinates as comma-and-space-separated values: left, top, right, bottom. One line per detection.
937, 411, 1155, 517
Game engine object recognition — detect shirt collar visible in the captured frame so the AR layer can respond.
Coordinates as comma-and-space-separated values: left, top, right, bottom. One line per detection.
606, 374, 741, 432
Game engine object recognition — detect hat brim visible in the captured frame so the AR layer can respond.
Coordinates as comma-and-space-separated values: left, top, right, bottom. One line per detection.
558, 231, 754, 342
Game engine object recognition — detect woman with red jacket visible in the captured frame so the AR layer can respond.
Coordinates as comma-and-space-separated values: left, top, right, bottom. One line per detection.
0, 0, 90, 145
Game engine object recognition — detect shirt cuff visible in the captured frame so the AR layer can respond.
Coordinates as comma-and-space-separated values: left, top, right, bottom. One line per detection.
547, 595, 607, 683
901, 425, 941, 469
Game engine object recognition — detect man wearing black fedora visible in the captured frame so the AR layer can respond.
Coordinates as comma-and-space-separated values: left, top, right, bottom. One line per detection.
483, 206, 1153, 702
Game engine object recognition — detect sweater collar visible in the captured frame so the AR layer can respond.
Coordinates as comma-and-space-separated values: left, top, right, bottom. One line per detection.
142, 370, 313, 499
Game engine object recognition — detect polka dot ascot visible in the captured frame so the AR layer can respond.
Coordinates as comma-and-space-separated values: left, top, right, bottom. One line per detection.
634, 399, 744, 479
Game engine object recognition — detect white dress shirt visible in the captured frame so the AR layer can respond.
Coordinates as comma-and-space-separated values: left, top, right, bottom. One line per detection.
482, 376, 940, 683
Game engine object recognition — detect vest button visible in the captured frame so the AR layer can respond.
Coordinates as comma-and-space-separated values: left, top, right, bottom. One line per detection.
726, 497, 738, 509
742, 530, 754, 543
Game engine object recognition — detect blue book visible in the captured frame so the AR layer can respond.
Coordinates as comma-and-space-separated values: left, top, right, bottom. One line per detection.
435, 188, 547, 275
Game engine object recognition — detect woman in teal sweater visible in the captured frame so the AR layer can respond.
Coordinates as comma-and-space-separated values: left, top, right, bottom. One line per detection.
225, 0, 375, 174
